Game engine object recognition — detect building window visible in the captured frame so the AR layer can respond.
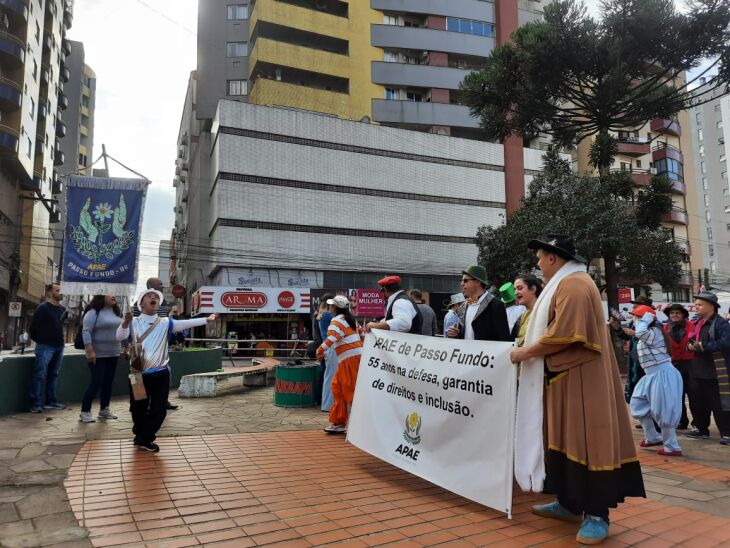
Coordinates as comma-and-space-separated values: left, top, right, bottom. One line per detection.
29, 98, 34, 119
385, 88, 398, 100
703, 177, 709, 189
718, 120, 724, 129
716, 104, 721, 111
79, 154, 87, 166
406, 90, 422, 102
383, 51, 398, 62
699, 144, 705, 157
655, 158, 684, 181
636, 159, 642, 168
711, 261, 717, 272
704, 194, 710, 206
227, 79, 247, 96
701, 160, 707, 174
698, 128, 704, 141
226, 42, 247, 57
708, 226, 714, 240
227, 4, 248, 20
26, 137, 31, 158
721, 154, 726, 163
709, 245, 715, 256
445, 17, 495, 37
35, 22, 40, 42
696, 112, 702, 124
706, 210, 712, 222
383, 14, 398, 25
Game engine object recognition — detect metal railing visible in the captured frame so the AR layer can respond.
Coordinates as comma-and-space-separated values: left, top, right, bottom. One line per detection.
184, 337, 314, 359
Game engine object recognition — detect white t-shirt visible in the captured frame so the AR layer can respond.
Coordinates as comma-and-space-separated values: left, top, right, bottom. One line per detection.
464, 292, 488, 340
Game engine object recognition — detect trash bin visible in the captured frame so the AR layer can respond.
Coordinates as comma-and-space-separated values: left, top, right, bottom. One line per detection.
274, 363, 316, 407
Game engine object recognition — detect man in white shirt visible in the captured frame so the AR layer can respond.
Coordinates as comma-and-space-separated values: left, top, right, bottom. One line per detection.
364, 275, 422, 334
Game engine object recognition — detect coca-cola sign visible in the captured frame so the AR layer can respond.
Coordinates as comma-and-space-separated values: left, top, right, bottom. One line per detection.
221, 292, 268, 308
278, 291, 295, 309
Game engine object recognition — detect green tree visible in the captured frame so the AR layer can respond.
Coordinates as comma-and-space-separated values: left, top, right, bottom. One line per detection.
463, 0, 729, 310
477, 151, 683, 295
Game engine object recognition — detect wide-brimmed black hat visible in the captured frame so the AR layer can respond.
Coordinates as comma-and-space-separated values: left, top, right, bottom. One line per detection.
694, 291, 720, 309
528, 234, 587, 264
664, 303, 689, 318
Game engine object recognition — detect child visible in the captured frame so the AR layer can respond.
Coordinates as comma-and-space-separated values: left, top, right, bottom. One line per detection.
117, 288, 217, 452
628, 305, 683, 456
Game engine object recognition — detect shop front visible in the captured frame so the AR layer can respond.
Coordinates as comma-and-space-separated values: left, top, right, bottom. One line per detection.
191, 286, 312, 354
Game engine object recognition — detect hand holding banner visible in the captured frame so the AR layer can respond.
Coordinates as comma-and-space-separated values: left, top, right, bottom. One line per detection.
347, 330, 517, 516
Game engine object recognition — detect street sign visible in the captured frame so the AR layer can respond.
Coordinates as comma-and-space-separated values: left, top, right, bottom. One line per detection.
8, 302, 21, 317
617, 288, 634, 304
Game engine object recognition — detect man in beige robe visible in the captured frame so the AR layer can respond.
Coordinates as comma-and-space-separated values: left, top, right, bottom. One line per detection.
510, 234, 645, 545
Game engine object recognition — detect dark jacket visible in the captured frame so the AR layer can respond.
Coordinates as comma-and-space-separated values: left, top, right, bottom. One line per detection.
385, 292, 423, 334
454, 292, 511, 342
692, 314, 730, 380
416, 303, 437, 336
29, 301, 66, 346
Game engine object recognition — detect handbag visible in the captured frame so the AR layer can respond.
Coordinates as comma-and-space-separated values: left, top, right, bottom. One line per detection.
74, 310, 99, 350
128, 317, 161, 372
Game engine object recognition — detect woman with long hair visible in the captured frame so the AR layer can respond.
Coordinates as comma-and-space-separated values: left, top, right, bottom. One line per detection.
512, 274, 544, 346
80, 295, 123, 423
316, 295, 364, 434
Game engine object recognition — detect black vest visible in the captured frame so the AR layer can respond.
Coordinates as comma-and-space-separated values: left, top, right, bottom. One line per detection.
385, 292, 423, 334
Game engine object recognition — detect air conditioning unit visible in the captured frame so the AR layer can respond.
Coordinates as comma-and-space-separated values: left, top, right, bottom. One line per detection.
650, 168, 657, 175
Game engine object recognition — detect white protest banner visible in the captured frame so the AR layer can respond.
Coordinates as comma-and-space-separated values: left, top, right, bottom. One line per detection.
347, 330, 517, 517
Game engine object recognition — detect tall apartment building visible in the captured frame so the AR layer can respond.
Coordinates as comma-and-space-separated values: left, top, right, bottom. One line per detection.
575, 99, 702, 302
690, 87, 730, 288
58, 39, 95, 177
0, 0, 73, 342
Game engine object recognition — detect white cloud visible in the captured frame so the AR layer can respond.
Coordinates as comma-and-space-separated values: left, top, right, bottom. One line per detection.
69, 0, 197, 291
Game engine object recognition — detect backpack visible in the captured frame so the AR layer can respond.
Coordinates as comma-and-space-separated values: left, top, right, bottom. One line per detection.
74, 310, 98, 350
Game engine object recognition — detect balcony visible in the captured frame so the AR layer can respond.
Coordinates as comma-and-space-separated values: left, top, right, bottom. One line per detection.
0, 0, 29, 25
673, 238, 691, 256
41, 64, 50, 86
669, 180, 686, 195
0, 31, 26, 67
0, 124, 19, 156
662, 207, 688, 225
43, 32, 52, 51
79, 124, 88, 137
54, 150, 64, 166
25, 173, 42, 192
0, 77, 21, 112
58, 92, 68, 110
371, 0, 495, 19
616, 138, 650, 157
371, 24, 494, 57
52, 177, 62, 195
371, 61, 472, 90
63, 2, 73, 28
650, 117, 681, 137
60, 66, 70, 83
55, 121, 67, 138
80, 105, 90, 117
38, 99, 47, 119
61, 37, 71, 56
35, 133, 43, 155
611, 168, 652, 186
652, 141, 683, 163
372, 98, 479, 128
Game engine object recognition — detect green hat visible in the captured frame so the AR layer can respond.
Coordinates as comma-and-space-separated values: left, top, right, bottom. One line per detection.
462, 264, 488, 285
499, 282, 516, 304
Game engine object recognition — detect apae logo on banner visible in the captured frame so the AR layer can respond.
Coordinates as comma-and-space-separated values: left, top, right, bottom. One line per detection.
347, 330, 517, 517
62, 176, 149, 295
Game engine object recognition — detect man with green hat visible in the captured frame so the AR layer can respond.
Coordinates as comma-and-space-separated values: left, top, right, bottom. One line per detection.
500, 282, 526, 334
446, 264, 510, 341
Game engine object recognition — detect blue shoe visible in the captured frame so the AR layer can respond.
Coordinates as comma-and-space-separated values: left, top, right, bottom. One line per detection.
576, 515, 609, 545
43, 402, 66, 410
531, 500, 582, 522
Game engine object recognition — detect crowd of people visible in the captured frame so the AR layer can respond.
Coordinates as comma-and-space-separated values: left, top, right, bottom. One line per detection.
22, 233, 730, 544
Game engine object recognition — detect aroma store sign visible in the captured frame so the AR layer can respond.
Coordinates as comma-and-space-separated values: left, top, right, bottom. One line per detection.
192, 287, 310, 315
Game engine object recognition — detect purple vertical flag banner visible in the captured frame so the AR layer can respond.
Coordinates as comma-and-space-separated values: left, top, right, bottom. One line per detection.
62, 176, 149, 295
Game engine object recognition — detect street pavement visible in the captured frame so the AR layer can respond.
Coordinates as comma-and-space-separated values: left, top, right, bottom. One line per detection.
0, 384, 728, 547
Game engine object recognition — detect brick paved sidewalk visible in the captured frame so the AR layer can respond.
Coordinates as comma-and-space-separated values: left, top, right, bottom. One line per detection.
66, 431, 730, 547
1, 385, 730, 546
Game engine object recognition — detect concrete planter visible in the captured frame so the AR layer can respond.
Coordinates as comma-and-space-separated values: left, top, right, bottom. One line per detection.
0, 347, 222, 415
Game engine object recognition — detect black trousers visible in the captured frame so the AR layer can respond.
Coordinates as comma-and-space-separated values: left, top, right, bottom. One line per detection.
673, 360, 693, 428
129, 369, 170, 444
690, 377, 730, 437
558, 496, 609, 522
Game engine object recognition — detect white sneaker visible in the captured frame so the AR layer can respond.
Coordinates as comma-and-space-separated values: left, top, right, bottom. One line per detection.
98, 409, 118, 419
79, 412, 96, 423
